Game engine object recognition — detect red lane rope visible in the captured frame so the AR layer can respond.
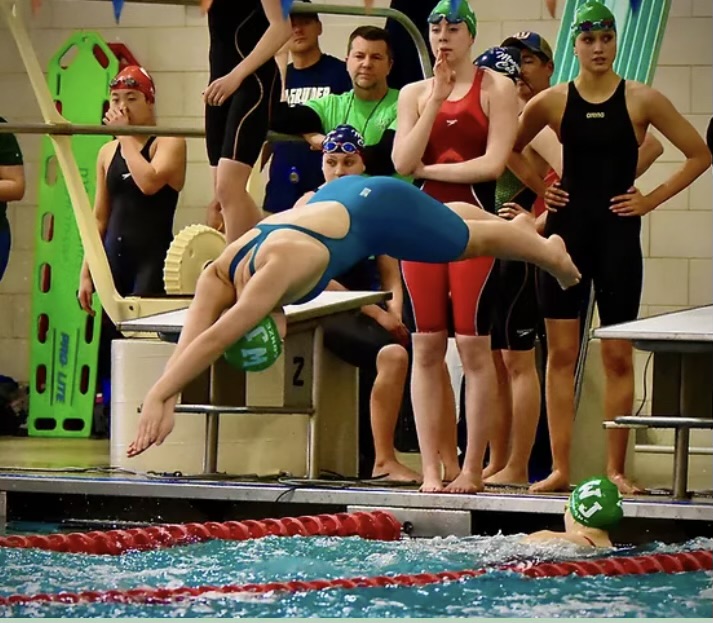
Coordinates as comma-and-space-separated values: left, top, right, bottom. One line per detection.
1, 550, 709, 606
0, 511, 402, 555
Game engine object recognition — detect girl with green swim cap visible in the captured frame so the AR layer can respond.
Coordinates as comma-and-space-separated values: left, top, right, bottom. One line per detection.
524, 476, 623, 548
570, 0, 617, 47
393, 0, 523, 495
512, 0, 711, 497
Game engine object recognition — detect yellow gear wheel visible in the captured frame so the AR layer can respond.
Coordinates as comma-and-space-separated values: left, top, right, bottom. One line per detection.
163, 224, 226, 294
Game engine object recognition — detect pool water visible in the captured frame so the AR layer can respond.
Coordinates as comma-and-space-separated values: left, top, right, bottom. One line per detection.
0, 529, 710, 618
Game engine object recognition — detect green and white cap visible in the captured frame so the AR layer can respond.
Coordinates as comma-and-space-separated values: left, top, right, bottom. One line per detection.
223, 316, 283, 372
428, 0, 477, 38
568, 476, 623, 529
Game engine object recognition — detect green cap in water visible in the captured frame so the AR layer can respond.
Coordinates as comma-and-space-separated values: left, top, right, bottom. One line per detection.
428, 0, 477, 38
571, 0, 616, 46
568, 476, 623, 529
223, 316, 283, 372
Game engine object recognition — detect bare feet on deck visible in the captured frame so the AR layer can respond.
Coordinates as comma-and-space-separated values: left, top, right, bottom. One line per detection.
608, 471, 644, 495
485, 466, 529, 487
482, 462, 506, 480
442, 459, 462, 484
545, 234, 581, 290
529, 469, 570, 493
372, 459, 422, 483
445, 470, 484, 494
420, 476, 445, 493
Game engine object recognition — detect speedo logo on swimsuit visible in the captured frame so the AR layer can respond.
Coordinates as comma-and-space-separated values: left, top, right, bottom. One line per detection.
121, 172, 132, 180
586, 112, 606, 119
446, 119, 458, 126
360, 187, 372, 197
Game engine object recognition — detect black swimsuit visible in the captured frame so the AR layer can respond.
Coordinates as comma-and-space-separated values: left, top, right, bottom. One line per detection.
205, 0, 282, 167
539, 79, 642, 327
104, 137, 177, 296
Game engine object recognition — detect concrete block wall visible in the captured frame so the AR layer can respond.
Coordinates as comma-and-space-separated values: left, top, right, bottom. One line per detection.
0, 0, 710, 386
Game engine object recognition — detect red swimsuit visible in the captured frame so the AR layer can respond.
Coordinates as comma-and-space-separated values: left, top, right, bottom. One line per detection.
402, 69, 498, 335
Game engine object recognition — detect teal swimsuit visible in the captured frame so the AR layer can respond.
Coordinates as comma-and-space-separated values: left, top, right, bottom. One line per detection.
228, 176, 471, 304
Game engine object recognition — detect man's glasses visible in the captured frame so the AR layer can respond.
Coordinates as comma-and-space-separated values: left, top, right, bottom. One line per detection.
323, 140, 361, 154
576, 18, 616, 33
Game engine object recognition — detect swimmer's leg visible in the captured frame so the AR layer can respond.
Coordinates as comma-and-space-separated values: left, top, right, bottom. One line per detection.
216, 159, 263, 243
445, 201, 581, 290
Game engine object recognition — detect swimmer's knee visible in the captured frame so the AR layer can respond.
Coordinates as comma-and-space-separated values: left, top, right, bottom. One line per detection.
215, 158, 252, 189
600, 340, 633, 377
376, 344, 408, 374
411, 332, 448, 366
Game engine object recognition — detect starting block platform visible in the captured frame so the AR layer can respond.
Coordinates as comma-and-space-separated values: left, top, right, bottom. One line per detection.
0, 305, 711, 538
593, 305, 713, 499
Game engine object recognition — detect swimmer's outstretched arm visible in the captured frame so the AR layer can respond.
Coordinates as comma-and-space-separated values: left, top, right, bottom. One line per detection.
128, 262, 290, 457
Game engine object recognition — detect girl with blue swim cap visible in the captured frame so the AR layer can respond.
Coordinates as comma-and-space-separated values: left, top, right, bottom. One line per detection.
128, 173, 581, 458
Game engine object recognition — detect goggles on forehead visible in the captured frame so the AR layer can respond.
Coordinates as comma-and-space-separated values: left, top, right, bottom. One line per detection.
110, 76, 141, 90
574, 18, 616, 34
323, 140, 362, 154
427, 13, 465, 26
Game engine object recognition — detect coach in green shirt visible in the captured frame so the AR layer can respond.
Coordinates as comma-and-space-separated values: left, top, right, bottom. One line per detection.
272, 25, 400, 177
0, 117, 25, 281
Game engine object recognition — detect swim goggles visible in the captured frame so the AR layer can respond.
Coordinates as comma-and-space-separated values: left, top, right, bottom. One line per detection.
573, 18, 616, 34
322, 140, 362, 154
110, 76, 141, 89
427, 13, 465, 26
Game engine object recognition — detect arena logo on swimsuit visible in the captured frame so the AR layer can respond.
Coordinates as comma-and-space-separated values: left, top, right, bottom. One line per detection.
586, 112, 606, 119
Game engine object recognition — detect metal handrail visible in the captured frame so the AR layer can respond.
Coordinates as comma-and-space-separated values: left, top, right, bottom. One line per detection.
0, 123, 304, 144
85, 0, 434, 79
1, 2, 432, 141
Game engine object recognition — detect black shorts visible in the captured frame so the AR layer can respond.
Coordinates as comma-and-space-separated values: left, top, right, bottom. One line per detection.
539, 207, 643, 327
491, 259, 539, 351
322, 312, 397, 369
205, 4, 281, 167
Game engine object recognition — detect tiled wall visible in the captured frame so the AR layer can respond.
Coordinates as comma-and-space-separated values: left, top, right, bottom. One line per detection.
0, 0, 710, 383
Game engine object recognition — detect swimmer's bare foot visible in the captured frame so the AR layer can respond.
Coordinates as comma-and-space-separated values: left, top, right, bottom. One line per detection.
485, 465, 529, 487
482, 461, 506, 480
544, 234, 581, 289
420, 476, 445, 492
445, 470, 484, 494
372, 459, 422, 483
529, 469, 570, 493
607, 471, 644, 495
442, 458, 462, 483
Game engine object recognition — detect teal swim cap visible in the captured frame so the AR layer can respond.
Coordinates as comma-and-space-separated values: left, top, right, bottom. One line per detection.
428, 0, 477, 38
568, 476, 623, 529
223, 316, 283, 372
571, 0, 616, 46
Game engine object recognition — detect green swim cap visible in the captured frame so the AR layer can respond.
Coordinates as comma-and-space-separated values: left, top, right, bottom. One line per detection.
428, 0, 477, 38
223, 316, 283, 372
571, 0, 616, 46
568, 476, 623, 529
